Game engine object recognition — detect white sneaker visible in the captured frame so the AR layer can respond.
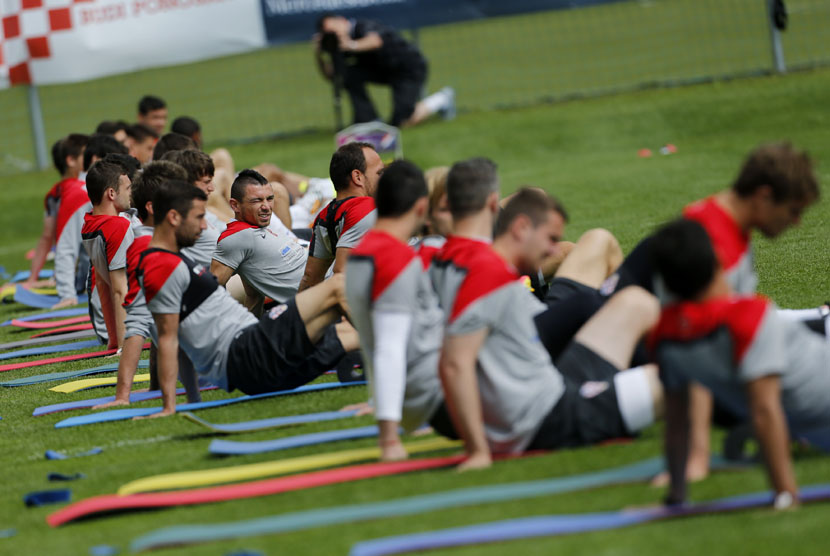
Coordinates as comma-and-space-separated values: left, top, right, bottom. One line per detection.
439, 86, 456, 121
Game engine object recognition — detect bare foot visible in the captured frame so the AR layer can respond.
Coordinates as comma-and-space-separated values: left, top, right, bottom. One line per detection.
51, 297, 78, 309
340, 402, 373, 416
457, 451, 492, 472
92, 399, 130, 410
380, 442, 408, 462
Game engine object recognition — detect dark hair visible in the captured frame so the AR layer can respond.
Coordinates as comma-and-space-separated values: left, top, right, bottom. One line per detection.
230, 169, 269, 202
152, 180, 208, 225
83, 133, 128, 171
51, 139, 64, 174
316, 12, 337, 32
138, 95, 166, 115
95, 120, 129, 135
171, 116, 200, 138
152, 133, 197, 161
162, 150, 214, 184
102, 153, 141, 182
732, 142, 819, 203
375, 160, 427, 218
329, 142, 374, 192
495, 187, 565, 237
52, 134, 89, 175
131, 161, 188, 222
126, 123, 159, 143
650, 219, 718, 300
86, 160, 126, 206
446, 157, 499, 220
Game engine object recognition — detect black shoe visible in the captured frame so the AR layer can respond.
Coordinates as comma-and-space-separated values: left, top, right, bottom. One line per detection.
336, 351, 365, 383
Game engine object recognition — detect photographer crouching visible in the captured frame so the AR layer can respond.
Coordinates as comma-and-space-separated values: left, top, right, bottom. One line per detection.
314, 13, 455, 128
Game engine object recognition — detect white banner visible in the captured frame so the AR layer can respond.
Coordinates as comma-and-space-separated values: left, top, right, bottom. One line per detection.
0, 0, 266, 89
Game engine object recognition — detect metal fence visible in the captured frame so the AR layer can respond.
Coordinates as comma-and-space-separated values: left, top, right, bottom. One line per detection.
1, 0, 829, 175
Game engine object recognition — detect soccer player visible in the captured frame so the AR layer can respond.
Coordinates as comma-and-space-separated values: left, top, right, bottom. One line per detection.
95, 121, 129, 144
26, 134, 88, 290
125, 124, 159, 164
650, 219, 830, 509
162, 149, 226, 268
346, 160, 446, 461
298, 142, 383, 291
138, 181, 358, 417
171, 116, 202, 148
431, 159, 663, 470
314, 14, 454, 127
211, 170, 307, 314
81, 161, 134, 349
137, 95, 167, 136
92, 161, 192, 410
152, 133, 197, 162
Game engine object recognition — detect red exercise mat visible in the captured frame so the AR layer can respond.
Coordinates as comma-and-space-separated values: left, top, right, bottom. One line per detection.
48, 455, 468, 526
11, 316, 90, 329
30, 324, 94, 338
0, 343, 149, 373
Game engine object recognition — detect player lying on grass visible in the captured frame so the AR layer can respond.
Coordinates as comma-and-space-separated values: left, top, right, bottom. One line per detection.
298, 142, 382, 292
138, 181, 359, 417
211, 170, 307, 316
346, 160, 447, 461
650, 219, 830, 509
92, 161, 203, 409
430, 158, 664, 470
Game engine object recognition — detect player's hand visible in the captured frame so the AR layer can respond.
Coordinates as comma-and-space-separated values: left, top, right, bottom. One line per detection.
92, 398, 130, 410
133, 408, 176, 420
457, 451, 492, 472
380, 441, 408, 462
341, 402, 374, 416
51, 297, 78, 309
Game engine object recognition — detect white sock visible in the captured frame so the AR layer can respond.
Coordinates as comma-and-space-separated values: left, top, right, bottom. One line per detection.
777, 307, 825, 322
613, 366, 655, 433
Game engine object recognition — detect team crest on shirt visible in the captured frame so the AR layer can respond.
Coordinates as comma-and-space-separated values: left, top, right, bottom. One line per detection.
268, 304, 289, 320
579, 381, 610, 399
599, 273, 620, 296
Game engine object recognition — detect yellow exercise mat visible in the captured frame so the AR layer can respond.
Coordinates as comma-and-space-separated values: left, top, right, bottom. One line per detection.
118, 437, 459, 495
50, 374, 150, 393
0, 284, 58, 302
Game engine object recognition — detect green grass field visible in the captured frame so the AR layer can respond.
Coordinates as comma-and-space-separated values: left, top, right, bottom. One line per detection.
1, 65, 830, 555
2, 0, 830, 174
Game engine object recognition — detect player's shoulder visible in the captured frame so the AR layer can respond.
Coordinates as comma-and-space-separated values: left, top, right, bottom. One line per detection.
652, 295, 770, 352
218, 220, 256, 243
339, 196, 376, 222
352, 233, 417, 301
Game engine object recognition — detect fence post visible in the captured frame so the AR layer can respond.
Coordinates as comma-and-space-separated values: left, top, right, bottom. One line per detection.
26, 85, 49, 170
766, 0, 787, 73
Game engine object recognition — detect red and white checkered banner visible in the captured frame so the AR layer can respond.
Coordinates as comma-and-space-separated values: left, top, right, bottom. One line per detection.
0, 0, 266, 89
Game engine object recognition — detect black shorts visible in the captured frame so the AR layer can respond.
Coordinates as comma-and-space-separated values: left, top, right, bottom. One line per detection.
535, 277, 605, 362
226, 300, 345, 395
527, 342, 630, 450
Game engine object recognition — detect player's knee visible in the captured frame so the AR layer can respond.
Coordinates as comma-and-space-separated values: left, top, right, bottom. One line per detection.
270, 181, 291, 205
579, 228, 619, 254
612, 286, 660, 326
210, 148, 233, 174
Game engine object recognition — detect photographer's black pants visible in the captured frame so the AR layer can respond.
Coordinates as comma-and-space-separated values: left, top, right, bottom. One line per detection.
344, 62, 427, 127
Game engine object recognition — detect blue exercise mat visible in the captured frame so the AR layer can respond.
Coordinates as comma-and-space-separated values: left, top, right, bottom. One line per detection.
0, 339, 100, 361
11, 269, 53, 283
0, 360, 148, 387
127, 456, 747, 552
13, 287, 87, 309
183, 409, 358, 434
347, 484, 830, 556
0, 330, 97, 351
51, 381, 366, 425
209, 425, 380, 455
45, 447, 103, 460
1, 307, 88, 327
